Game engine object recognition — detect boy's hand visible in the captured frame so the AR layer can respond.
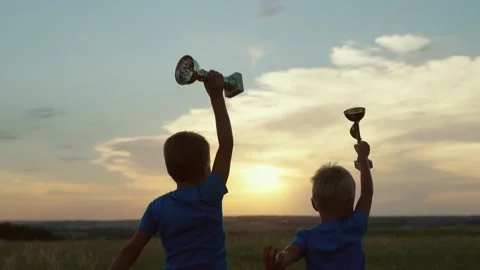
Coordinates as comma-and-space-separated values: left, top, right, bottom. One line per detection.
204, 70, 224, 99
354, 141, 370, 161
263, 246, 285, 270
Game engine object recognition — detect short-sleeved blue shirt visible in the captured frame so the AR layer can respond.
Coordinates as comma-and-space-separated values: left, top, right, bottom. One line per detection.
292, 209, 368, 270
139, 172, 228, 270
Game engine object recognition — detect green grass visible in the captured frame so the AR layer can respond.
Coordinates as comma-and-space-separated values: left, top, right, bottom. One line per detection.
1, 229, 480, 270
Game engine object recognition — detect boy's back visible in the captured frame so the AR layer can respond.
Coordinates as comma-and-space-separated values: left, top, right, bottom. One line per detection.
140, 172, 228, 269
292, 209, 367, 270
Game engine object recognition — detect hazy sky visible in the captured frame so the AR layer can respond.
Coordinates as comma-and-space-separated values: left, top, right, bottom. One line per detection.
1, 0, 479, 220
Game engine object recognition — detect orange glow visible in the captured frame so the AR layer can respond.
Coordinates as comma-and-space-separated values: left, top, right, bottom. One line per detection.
240, 164, 285, 194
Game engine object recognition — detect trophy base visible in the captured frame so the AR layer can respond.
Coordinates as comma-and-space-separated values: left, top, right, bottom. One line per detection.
224, 72, 244, 98
354, 159, 373, 171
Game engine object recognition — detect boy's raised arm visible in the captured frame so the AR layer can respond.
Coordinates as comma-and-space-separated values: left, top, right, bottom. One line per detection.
354, 141, 373, 217
204, 70, 234, 183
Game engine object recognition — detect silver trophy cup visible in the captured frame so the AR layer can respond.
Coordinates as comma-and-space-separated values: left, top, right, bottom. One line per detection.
174, 55, 244, 98
344, 107, 373, 170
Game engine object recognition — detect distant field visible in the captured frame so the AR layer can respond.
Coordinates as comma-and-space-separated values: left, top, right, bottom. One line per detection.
1, 228, 480, 270
13, 215, 480, 236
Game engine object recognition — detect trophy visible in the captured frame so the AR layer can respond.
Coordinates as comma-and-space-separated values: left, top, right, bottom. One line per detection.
174, 55, 244, 98
344, 107, 373, 170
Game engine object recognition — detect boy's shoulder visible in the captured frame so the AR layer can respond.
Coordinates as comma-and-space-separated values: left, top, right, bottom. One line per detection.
343, 209, 368, 234
150, 191, 172, 203
146, 193, 168, 212
185, 172, 229, 203
292, 210, 368, 255
148, 173, 228, 207
296, 210, 368, 239
145, 191, 178, 214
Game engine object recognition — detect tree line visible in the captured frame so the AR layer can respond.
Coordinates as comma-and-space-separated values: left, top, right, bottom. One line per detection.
0, 223, 59, 241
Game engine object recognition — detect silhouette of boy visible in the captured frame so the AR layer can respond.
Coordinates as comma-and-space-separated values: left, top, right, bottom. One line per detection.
263, 141, 373, 270
109, 70, 234, 270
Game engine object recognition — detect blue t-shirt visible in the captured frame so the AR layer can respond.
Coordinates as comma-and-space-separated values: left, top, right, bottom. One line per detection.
292, 209, 368, 270
139, 172, 228, 270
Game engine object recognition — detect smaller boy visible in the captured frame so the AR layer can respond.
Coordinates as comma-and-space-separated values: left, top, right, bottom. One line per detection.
263, 141, 373, 270
108, 70, 234, 270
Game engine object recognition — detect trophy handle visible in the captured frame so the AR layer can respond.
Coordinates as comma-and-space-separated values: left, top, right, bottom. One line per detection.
197, 69, 208, 82
224, 72, 244, 98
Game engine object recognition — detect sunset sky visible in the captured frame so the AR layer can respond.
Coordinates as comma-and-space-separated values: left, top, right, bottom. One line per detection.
1, 0, 479, 220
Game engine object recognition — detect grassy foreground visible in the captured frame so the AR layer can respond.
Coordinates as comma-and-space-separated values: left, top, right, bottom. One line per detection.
1, 229, 479, 270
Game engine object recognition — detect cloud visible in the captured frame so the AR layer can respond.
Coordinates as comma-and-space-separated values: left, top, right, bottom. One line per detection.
258, 0, 284, 18
0, 170, 157, 220
375, 34, 431, 55
28, 107, 66, 119
55, 144, 73, 149
90, 136, 173, 191
92, 35, 480, 215
248, 45, 268, 67
13, 167, 43, 173
330, 43, 391, 67
58, 156, 87, 163
0, 130, 20, 141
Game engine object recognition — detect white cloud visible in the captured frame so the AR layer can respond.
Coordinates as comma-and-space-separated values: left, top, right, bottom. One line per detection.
248, 45, 268, 67
330, 43, 392, 67
375, 34, 432, 55
92, 35, 480, 215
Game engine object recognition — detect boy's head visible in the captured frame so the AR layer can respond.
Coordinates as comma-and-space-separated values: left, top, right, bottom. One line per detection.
310, 163, 356, 218
163, 131, 211, 184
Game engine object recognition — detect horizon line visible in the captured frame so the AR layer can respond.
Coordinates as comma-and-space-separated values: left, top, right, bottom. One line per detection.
3, 214, 480, 223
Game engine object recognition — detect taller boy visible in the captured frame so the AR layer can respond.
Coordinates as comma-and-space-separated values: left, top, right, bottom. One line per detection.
109, 70, 234, 270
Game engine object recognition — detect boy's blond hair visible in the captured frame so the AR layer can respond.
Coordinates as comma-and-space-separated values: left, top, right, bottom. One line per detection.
311, 163, 356, 211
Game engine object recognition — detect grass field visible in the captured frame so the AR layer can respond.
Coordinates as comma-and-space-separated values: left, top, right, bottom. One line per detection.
1, 229, 480, 270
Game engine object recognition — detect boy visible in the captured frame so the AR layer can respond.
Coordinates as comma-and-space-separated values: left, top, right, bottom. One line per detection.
263, 141, 373, 270
108, 70, 234, 270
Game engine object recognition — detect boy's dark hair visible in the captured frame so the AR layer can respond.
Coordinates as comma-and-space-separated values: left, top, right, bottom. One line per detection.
163, 131, 210, 183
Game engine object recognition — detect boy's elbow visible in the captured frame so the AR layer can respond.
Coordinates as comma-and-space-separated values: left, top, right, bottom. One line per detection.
219, 138, 234, 150
361, 190, 373, 197
361, 185, 374, 197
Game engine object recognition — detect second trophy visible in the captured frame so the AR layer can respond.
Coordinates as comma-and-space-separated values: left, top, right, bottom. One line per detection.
344, 107, 373, 170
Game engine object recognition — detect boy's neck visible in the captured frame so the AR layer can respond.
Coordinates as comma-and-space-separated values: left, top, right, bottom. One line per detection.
177, 182, 196, 188
176, 176, 206, 188
319, 212, 350, 223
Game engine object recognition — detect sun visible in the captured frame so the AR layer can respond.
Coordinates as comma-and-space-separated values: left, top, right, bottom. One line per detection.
240, 164, 285, 193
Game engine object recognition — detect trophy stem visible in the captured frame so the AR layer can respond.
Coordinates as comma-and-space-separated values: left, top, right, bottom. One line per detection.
198, 69, 236, 88
197, 69, 208, 82
354, 122, 362, 143
197, 69, 234, 85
